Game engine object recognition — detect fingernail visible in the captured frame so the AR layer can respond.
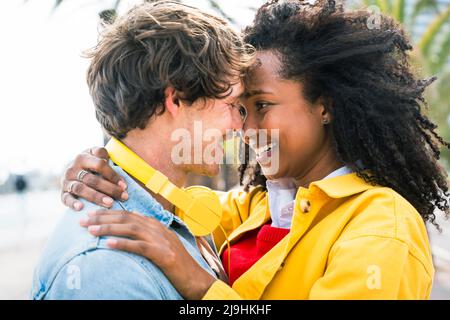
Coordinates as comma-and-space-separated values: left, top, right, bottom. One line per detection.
103, 197, 114, 206
79, 217, 89, 226
87, 211, 97, 217
107, 239, 118, 247
88, 225, 100, 233
121, 191, 129, 201
118, 180, 127, 190
74, 202, 83, 211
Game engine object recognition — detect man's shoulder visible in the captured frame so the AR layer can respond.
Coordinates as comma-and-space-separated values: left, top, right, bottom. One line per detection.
32, 245, 181, 300
31, 201, 182, 300
30, 201, 103, 298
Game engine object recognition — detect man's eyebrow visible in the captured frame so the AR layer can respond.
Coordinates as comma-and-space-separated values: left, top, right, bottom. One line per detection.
240, 89, 273, 98
226, 90, 244, 103
227, 85, 245, 99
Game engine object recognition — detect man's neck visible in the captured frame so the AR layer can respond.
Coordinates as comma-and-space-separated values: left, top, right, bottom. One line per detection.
122, 133, 187, 213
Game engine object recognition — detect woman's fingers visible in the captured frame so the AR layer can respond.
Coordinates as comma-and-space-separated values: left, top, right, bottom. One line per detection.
81, 210, 161, 244
81, 209, 211, 299
61, 192, 84, 211
79, 210, 144, 227
87, 147, 110, 161
86, 147, 127, 188
62, 180, 115, 208
86, 222, 148, 241
89, 209, 146, 220
106, 238, 151, 258
71, 152, 126, 188
80, 210, 170, 266
77, 171, 127, 201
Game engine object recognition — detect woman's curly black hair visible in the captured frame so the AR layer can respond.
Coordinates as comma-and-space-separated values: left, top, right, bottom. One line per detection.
239, 0, 450, 230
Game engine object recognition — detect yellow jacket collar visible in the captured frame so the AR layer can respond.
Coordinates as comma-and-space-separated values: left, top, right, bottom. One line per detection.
310, 172, 378, 199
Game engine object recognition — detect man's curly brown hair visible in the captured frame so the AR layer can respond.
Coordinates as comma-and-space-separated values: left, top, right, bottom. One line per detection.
85, 0, 254, 139
239, 0, 450, 230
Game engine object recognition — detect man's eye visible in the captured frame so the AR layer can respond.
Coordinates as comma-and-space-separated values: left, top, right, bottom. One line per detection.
229, 103, 247, 120
238, 106, 247, 120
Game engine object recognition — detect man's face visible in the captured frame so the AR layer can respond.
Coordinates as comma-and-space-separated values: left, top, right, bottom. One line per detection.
171, 80, 245, 177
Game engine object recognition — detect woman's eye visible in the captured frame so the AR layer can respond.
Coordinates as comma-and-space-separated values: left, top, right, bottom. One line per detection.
255, 102, 270, 111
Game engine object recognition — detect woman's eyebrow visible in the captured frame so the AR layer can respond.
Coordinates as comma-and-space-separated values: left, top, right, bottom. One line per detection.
242, 89, 273, 98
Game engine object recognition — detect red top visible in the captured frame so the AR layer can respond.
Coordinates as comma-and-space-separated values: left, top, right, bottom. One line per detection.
221, 222, 290, 286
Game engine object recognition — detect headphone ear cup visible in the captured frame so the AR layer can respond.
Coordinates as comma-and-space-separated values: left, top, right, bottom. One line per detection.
176, 186, 222, 236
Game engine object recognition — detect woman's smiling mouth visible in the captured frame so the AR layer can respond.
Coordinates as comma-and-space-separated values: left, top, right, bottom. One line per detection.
253, 142, 278, 164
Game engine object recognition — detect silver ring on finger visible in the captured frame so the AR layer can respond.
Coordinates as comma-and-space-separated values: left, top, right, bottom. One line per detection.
77, 169, 89, 182
68, 181, 77, 194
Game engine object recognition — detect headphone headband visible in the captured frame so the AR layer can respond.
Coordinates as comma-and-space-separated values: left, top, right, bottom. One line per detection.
105, 137, 222, 236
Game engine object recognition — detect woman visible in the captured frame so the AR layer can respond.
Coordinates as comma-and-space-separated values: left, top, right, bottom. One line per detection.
61, 0, 449, 299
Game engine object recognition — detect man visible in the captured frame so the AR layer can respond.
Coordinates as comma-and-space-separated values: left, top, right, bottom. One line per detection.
31, 1, 252, 299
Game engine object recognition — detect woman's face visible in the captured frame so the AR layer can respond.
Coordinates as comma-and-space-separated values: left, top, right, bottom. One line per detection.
240, 50, 335, 181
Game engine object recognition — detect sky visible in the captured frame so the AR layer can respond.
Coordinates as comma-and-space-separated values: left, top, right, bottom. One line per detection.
0, 0, 264, 177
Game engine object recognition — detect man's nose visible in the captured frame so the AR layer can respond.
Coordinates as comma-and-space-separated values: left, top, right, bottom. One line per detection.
230, 106, 245, 131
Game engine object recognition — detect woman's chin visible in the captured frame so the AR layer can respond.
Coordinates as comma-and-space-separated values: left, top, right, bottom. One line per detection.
259, 164, 284, 180
257, 156, 283, 179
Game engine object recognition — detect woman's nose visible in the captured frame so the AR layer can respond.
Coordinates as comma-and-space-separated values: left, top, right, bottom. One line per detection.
243, 111, 257, 132
241, 116, 259, 146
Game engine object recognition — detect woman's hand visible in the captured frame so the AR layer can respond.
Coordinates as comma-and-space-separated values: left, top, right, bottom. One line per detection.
61, 147, 129, 211
80, 210, 216, 300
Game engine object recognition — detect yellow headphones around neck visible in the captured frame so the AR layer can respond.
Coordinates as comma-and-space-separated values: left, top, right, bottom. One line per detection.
105, 137, 223, 237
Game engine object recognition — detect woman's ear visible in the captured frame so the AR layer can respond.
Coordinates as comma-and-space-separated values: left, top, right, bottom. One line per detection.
316, 97, 333, 125
164, 86, 181, 117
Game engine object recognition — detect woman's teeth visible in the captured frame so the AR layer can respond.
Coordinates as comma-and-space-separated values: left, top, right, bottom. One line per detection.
255, 143, 276, 158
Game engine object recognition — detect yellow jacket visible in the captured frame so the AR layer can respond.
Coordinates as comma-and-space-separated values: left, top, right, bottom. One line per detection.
204, 173, 434, 300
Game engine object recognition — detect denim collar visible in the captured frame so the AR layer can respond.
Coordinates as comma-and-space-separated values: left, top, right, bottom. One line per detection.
111, 162, 186, 227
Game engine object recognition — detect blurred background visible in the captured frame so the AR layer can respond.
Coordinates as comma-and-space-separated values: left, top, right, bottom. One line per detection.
0, 0, 449, 299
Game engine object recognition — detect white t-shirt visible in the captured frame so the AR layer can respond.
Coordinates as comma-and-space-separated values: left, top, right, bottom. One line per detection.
266, 166, 353, 229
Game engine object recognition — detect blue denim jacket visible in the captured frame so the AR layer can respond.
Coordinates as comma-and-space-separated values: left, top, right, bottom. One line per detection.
30, 164, 216, 300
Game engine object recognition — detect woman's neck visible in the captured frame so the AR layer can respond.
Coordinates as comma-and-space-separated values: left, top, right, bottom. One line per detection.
293, 147, 344, 189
